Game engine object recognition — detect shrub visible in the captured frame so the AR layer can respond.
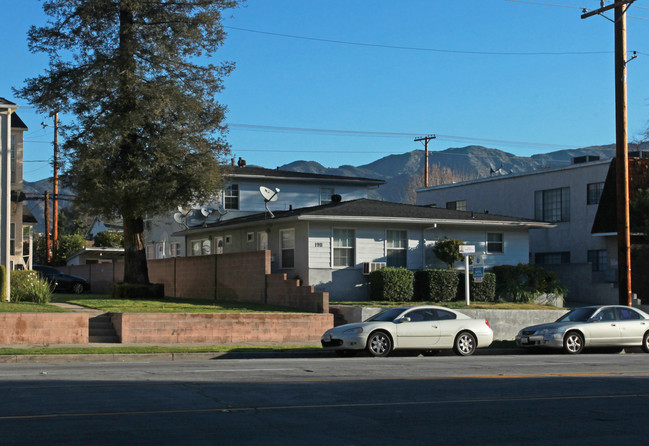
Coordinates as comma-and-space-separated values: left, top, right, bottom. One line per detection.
94, 231, 124, 248
414, 269, 458, 302
492, 263, 566, 303
456, 272, 496, 302
112, 282, 165, 299
10, 270, 54, 304
433, 238, 465, 269
369, 268, 414, 302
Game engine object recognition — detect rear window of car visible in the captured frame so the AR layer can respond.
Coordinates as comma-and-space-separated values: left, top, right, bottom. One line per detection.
619, 308, 643, 320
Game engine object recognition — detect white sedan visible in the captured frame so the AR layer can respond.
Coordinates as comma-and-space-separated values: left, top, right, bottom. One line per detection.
321, 305, 494, 357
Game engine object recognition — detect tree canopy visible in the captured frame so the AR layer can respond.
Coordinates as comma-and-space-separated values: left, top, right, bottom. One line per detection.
17, 0, 241, 283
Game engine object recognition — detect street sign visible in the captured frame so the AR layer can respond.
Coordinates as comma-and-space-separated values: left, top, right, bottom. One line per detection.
473, 266, 484, 283
459, 245, 475, 254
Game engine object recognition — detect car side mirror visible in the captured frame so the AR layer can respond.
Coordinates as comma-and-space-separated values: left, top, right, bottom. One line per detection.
589, 315, 602, 323
396, 317, 411, 323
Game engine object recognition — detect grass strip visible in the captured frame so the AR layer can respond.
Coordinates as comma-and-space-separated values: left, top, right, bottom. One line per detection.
333, 301, 563, 310
0, 345, 323, 356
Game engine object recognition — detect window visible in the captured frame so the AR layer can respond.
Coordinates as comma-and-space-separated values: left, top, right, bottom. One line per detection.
535, 187, 570, 222
247, 232, 254, 243
446, 200, 467, 211
535, 252, 570, 265
587, 182, 604, 205
147, 245, 155, 259
223, 184, 239, 210
333, 228, 355, 267
10, 223, 15, 255
587, 249, 607, 272
619, 308, 642, 321
487, 233, 503, 253
170, 242, 181, 257
280, 229, 295, 268
405, 309, 436, 322
386, 230, 407, 268
10, 136, 16, 184
191, 239, 211, 256
320, 187, 334, 205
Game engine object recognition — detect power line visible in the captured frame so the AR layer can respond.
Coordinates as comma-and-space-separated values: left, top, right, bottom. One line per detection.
505, 0, 649, 20
227, 123, 584, 150
223, 26, 614, 56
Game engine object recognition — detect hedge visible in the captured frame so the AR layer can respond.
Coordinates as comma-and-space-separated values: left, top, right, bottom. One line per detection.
492, 263, 566, 303
0, 265, 5, 303
369, 268, 414, 302
414, 269, 458, 302
456, 272, 496, 302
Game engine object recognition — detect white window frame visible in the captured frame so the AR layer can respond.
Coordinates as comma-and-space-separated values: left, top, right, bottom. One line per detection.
247, 232, 255, 243
320, 187, 335, 205
223, 184, 239, 210
332, 228, 355, 268
280, 228, 295, 269
486, 232, 504, 254
386, 229, 407, 268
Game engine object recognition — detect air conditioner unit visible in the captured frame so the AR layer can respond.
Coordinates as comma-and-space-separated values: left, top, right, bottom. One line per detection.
362, 262, 387, 275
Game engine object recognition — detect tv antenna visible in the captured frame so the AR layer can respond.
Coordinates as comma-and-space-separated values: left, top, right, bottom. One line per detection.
260, 186, 280, 218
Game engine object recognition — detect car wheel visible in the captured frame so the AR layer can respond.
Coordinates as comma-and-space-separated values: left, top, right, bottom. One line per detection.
71, 282, 85, 294
563, 331, 584, 354
453, 331, 477, 356
366, 331, 392, 357
642, 332, 649, 353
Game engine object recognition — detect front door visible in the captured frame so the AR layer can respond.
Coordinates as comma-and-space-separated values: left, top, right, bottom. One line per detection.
395, 308, 441, 348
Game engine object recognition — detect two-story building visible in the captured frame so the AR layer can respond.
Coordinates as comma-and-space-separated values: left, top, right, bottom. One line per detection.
415, 155, 619, 304
144, 163, 385, 259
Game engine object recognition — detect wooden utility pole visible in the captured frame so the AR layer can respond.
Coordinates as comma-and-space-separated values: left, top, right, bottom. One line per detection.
52, 113, 59, 261
44, 190, 51, 264
414, 135, 436, 187
582, 1, 635, 306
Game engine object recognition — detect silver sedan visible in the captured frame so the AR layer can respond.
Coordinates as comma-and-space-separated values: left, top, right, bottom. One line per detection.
515, 305, 649, 354
321, 305, 494, 357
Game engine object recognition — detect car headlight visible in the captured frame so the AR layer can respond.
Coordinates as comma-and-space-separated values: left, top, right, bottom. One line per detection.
538, 328, 557, 335
343, 327, 363, 335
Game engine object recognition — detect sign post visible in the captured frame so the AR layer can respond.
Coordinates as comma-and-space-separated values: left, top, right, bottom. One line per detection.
459, 245, 475, 306
473, 256, 485, 283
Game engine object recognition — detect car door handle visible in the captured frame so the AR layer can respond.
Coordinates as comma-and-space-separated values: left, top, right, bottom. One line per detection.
432, 325, 438, 329
611, 324, 616, 326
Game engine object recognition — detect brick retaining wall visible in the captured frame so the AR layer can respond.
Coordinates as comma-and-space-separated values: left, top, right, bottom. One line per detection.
0, 314, 88, 344
112, 312, 333, 344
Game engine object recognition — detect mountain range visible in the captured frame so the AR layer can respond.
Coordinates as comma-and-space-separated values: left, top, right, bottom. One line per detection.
23, 144, 624, 232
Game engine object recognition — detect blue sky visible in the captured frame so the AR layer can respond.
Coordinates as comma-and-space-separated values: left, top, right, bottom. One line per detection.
3, 0, 649, 182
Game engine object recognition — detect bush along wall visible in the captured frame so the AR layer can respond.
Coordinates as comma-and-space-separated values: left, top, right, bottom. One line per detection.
456, 272, 496, 302
369, 268, 414, 302
0, 265, 5, 303
414, 269, 459, 302
493, 263, 566, 303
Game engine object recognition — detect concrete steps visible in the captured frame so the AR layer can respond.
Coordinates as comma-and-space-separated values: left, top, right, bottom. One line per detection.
89, 313, 119, 343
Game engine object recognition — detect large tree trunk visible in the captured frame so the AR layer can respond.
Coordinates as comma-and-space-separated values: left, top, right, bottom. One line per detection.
122, 215, 149, 285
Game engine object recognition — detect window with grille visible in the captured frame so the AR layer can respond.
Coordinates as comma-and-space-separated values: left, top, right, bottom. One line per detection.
386, 230, 407, 268
587, 182, 604, 205
487, 232, 503, 253
223, 184, 239, 210
587, 249, 607, 272
320, 187, 334, 205
535, 251, 570, 265
534, 187, 570, 222
280, 229, 295, 269
446, 200, 467, 211
333, 228, 355, 267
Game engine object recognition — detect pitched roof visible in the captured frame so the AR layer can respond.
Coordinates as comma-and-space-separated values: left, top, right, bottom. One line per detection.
225, 165, 385, 186
0, 98, 28, 129
176, 198, 550, 235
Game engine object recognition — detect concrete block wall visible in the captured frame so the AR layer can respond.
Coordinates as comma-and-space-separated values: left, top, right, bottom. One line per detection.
266, 273, 329, 313
113, 312, 333, 344
216, 251, 268, 303
0, 314, 88, 344
64, 263, 122, 294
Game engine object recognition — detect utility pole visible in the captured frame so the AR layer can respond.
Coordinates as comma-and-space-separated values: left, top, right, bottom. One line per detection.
45, 190, 51, 264
582, 1, 635, 306
52, 113, 59, 261
43, 113, 60, 261
414, 135, 436, 187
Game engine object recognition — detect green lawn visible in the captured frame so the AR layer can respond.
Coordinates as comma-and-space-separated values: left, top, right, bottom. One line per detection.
50, 294, 304, 313
0, 301, 70, 313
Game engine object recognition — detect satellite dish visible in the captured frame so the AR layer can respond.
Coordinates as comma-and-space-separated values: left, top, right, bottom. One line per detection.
260, 186, 279, 202
173, 213, 185, 224
200, 207, 212, 217
259, 186, 280, 218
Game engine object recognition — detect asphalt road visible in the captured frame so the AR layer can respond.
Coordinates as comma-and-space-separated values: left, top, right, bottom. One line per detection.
2, 352, 649, 445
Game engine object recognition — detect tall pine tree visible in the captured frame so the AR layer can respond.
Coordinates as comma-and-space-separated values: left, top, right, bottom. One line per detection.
17, 0, 241, 284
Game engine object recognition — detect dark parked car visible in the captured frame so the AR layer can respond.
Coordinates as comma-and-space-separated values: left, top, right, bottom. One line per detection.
33, 265, 90, 294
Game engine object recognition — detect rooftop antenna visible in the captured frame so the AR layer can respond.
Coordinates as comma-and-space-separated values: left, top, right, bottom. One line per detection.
260, 186, 280, 218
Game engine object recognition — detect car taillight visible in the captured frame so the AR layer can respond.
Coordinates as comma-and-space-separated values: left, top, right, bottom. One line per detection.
485, 319, 491, 328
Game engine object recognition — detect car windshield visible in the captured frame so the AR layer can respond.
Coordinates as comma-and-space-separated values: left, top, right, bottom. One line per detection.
556, 307, 597, 323
365, 308, 408, 322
